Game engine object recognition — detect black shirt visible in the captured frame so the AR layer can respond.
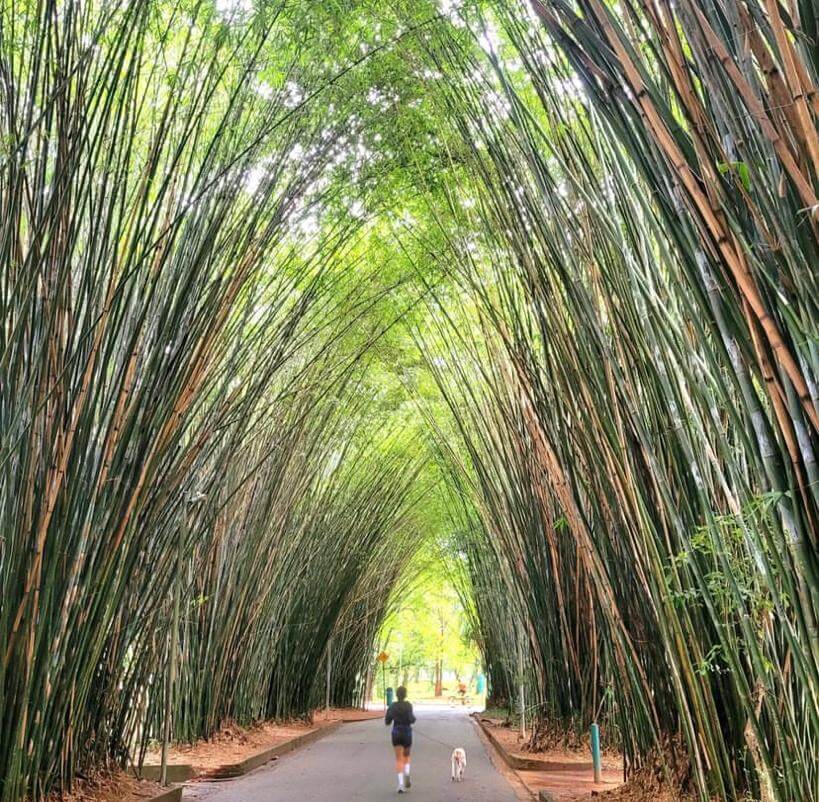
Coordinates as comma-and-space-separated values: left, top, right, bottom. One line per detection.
385, 700, 416, 728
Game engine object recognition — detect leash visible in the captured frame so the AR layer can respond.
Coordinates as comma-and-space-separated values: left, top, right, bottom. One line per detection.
412, 728, 460, 751
410, 716, 481, 752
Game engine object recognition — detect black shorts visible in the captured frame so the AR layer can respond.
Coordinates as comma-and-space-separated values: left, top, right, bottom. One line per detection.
391, 726, 412, 748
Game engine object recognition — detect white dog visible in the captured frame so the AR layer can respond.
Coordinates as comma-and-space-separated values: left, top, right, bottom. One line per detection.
450, 747, 467, 782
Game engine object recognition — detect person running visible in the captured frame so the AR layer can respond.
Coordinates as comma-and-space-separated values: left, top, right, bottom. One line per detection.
385, 685, 415, 793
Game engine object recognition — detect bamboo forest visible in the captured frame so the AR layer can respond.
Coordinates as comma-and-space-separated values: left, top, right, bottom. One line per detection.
1, 0, 818, 800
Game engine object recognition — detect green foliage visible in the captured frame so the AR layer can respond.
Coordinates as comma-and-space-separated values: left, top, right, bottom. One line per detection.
2, 3, 819, 802
378, 554, 480, 697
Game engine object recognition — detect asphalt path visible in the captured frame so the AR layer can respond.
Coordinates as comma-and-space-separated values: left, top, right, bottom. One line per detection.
183, 706, 523, 802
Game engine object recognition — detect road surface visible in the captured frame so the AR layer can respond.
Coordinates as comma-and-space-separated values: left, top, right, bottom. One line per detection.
183, 706, 524, 801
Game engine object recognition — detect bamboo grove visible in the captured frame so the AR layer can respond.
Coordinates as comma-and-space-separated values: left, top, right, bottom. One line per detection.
0, 1, 429, 799
413, 0, 819, 799
1, 0, 818, 801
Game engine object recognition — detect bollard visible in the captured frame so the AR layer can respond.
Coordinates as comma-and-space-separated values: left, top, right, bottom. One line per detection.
590, 722, 602, 783
386, 686, 394, 707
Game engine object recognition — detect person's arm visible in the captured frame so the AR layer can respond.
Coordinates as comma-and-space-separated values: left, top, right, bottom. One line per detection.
409, 703, 416, 724
385, 704, 393, 726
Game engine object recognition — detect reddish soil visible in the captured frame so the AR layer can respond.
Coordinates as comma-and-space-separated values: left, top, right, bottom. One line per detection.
479, 717, 622, 770
144, 720, 316, 771
314, 706, 384, 723
47, 770, 166, 802
143, 707, 376, 772
478, 717, 624, 801
517, 765, 624, 801
478, 718, 694, 801
50, 707, 379, 802
574, 787, 687, 802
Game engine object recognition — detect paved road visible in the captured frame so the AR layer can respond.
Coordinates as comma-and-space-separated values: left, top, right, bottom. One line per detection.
183, 706, 523, 802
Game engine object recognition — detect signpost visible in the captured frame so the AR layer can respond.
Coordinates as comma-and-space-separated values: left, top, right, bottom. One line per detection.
377, 651, 389, 711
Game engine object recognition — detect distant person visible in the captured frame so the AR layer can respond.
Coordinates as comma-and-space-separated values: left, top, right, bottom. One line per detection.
385, 685, 415, 793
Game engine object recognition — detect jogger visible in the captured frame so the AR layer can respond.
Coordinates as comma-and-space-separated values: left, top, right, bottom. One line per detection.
385, 686, 415, 793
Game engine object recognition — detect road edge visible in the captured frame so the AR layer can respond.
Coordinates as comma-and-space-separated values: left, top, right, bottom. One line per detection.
202, 721, 344, 780
144, 786, 183, 802
470, 716, 534, 801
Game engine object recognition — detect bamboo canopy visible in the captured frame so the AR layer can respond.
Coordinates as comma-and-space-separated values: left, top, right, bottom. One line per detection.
1, 0, 818, 801
414, 0, 819, 797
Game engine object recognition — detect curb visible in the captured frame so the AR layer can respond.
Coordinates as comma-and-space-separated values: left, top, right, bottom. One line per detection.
474, 717, 593, 773
139, 765, 197, 782
470, 717, 535, 801
203, 721, 343, 779
144, 787, 182, 802
140, 721, 345, 784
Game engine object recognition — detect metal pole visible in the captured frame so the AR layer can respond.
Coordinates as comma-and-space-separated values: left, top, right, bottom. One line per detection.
591, 722, 602, 783
382, 661, 387, 711
325, 638, 332, 712
160, 532, 183, 786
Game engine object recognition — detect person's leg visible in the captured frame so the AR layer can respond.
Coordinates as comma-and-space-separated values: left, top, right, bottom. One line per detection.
393, 745, 405, 791
403, 746, 411, 788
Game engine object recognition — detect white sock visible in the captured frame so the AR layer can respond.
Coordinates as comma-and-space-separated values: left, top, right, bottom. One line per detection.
404, 763, 411, 775
397, 773, 404, 788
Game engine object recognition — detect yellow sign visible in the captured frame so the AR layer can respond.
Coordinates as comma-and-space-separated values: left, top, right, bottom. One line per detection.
377, 651, 389, 664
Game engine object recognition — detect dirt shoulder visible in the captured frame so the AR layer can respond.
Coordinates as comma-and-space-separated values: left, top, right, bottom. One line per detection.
46, 770, 171, 802
55, 707, 376, 802
475, 716, 692, 802
475, 715, 623, 801
142, 707, 378, 773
